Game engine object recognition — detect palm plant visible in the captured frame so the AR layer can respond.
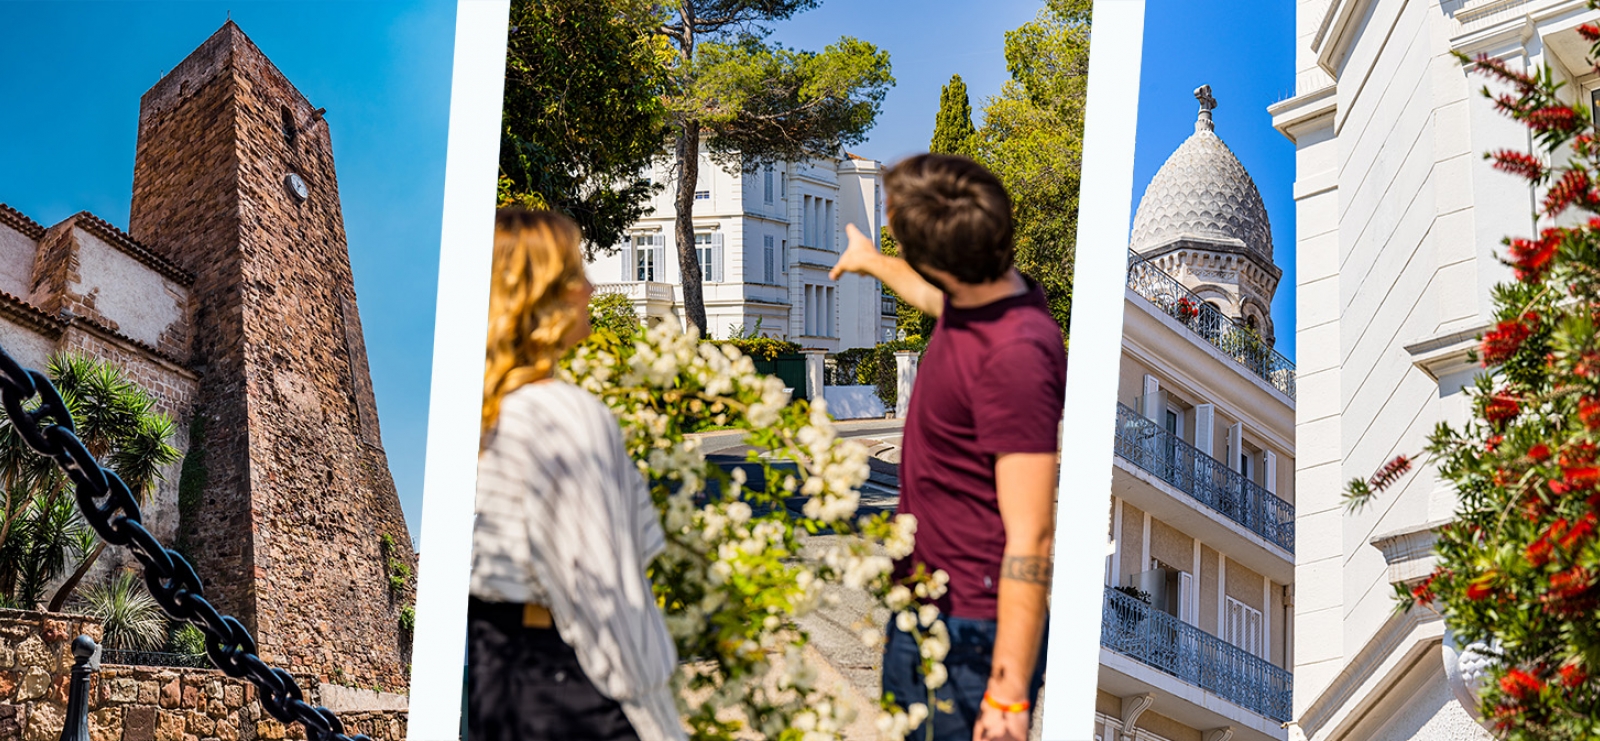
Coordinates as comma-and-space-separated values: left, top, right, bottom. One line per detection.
0, 354, 180, 611
79, 570, 167, 651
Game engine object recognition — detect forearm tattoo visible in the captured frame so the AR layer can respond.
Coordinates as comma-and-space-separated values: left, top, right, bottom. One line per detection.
1001, 555, 1053, 585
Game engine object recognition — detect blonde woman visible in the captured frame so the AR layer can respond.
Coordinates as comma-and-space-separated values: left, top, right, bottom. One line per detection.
468, 208, 684, 741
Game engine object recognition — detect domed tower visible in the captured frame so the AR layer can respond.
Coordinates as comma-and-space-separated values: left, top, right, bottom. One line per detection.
1131, 85, 1282, 345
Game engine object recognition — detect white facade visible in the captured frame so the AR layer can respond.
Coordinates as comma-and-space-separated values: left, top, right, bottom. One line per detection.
1097, 91, 1297, 741
588, 146, 895, 349
1267, 2, 1600, 740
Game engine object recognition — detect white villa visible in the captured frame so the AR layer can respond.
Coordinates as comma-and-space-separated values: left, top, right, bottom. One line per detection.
1098, 86, 1297, 741
586, 145, 897, 349
1266, 1, 1600, 739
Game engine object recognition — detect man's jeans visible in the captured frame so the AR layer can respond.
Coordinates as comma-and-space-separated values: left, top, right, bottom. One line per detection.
882, 615, 1049, 741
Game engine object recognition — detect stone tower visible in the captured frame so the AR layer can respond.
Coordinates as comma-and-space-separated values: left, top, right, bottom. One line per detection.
127, 22, 415, 691
1130, 85, 1282, 345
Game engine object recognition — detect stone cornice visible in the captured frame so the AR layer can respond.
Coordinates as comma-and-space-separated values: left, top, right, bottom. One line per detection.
1269, 84, 1337, 144
1404, 324, 1489, 382
1297, 606, 1444, 739
1314, 0, 1380, 76
1370, 519, 1451, 588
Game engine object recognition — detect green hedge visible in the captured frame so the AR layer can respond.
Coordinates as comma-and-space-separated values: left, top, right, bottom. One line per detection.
833, 338, 925, 410
709, 337, 801, 362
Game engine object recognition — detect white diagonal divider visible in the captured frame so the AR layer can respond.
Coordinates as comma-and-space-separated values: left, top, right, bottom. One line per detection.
407, 2, 511, 739
1040, 1, 1145, 740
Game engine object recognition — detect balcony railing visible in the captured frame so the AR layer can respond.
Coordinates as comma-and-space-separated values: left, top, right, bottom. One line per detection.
1126, 252, 1296, 399
1114, 403, 1295, 554
596, 281, 675, 303
1102, 587, 1293, 723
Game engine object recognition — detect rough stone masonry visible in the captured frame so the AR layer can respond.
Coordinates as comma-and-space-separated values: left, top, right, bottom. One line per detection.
125, 22, 417, 692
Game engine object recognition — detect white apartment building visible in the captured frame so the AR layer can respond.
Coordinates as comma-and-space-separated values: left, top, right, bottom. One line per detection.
1098, 87, 1297, 741
587, 145, 896, 349
1267, 2, 1600, 739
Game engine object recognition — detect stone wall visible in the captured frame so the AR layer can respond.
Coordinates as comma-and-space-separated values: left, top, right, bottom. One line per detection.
0, 610, 407, 741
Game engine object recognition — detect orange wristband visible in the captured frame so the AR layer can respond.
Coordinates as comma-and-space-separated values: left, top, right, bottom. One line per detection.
983, 692, 1030, 714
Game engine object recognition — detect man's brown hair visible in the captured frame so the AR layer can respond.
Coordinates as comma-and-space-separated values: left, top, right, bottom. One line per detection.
884, 153, 1014, 286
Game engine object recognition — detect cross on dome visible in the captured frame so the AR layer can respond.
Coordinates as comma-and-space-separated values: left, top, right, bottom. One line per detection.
1196, 84, 1216, 132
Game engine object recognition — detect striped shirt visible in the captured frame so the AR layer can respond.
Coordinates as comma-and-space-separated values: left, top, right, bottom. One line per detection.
471, 380, 683, 741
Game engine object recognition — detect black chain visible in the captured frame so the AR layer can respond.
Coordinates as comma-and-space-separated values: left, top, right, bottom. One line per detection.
0, 348, 372, 741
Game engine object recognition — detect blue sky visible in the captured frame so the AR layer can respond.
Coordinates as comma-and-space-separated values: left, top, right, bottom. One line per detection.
0, 0, 457, 546
772, 0, 1298, 360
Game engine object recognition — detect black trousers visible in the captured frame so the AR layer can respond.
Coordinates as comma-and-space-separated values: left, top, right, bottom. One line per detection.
466, 597, 641, 741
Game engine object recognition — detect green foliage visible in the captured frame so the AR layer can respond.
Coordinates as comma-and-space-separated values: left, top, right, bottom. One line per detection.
658, 1, 894, 336
590, 292, 643, 340
380, 533, 411, 595
499, 0, 670, 253
79, 571, 167, 651
878, 228, 936, 340
851, 339, 926, 410
169, 622, 206, 656
709, 337, 801, 362
930, 74, 975, 156
399, 605, 416, 634
969, 0, 1089, 347
175, 414, 206, 560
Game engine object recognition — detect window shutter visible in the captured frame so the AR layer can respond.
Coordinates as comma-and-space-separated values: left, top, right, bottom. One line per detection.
621, 239, 634, 281
1265, 449, 1278, 494
710, 232, 724, 283
1179, 571, 1195, 624
1227, 423, 1243, 472
652, 234, 666, 283
1194, 404, 1215, 456
1246, 606, 1264, 657
1141, 375, 1162, 421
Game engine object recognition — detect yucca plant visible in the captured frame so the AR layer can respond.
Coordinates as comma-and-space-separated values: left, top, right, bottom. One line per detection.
0, 353, 182, 612
79, 570, 168, 651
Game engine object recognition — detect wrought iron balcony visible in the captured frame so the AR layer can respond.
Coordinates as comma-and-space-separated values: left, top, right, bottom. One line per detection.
1114, 403, 1294, 554
1126, 252, 1296, 399
1102, 587, 1293, 723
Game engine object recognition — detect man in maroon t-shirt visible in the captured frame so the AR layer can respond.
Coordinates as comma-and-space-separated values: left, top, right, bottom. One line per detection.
831, 154, 1066, 741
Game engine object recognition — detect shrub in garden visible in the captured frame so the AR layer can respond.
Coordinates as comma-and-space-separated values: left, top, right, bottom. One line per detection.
1346, 16, 1600, 737
563, 323, 949, 740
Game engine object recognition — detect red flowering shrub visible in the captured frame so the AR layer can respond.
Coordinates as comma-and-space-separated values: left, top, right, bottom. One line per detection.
1343, 17, 1600, 738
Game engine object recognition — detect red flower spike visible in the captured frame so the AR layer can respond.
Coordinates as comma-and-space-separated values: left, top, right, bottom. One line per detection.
1527, 535, 1555, 566
1482, 319, 1532, 365
1501, 669, 1546, 701
1530, 443, 1553, 462
1487, 434, 1505, 452
1490, 149, 1547, 181
1529, 106, 1582, 134
1547, 565, 1595, 604
1467, 575, 1495, 601
1367, 455, 1413, 493
1560, 513, 1598, 549
1561, 664, 1588, 688
1485, 393, 1521, 427
1581, 398, 1600, 429
1542, 168, 1598, 216
1507, 230, 1562, 281
1581, 23, 1600, 42
1563, 466, 1600, 492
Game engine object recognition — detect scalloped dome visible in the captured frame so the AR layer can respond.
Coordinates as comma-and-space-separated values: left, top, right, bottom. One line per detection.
1131, 86, 1273, 262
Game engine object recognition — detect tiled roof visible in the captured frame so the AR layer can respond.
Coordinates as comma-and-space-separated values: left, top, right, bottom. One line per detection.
0, 204, 46, 240
66, 212, 196, 286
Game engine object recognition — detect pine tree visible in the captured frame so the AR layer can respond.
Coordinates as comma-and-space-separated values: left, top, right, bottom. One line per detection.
930, 74, 975, 156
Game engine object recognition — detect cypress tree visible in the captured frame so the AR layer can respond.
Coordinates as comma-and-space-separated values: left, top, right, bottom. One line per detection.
930, 74, 975, 156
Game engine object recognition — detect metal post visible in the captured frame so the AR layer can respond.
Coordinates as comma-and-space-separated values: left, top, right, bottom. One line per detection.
59, 635, 99, 741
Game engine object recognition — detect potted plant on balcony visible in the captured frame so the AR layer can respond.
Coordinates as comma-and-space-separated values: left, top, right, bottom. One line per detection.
1175, 296, 1200, 324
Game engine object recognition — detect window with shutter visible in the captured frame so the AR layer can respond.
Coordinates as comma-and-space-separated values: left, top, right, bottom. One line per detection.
764, 165, 773, 203
763, 236, 775, 284
651, 234, 666, 282
1179, 571, 1196, 624
621, 238, 636, 282
1224, 595, 1264, 657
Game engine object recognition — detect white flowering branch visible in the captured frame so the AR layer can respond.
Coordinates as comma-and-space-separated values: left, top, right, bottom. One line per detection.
562, 323, 951, 741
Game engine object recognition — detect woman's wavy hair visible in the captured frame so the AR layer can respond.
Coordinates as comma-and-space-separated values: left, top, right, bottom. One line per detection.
481, 208, 588, 441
